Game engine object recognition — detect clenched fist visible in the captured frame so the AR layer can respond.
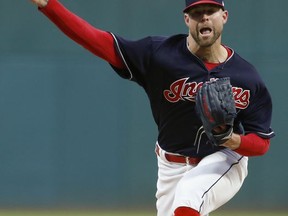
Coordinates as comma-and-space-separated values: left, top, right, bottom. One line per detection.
30, 0, 49, 8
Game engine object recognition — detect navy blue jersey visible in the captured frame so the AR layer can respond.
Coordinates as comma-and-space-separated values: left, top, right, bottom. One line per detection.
110, 33, 275, 157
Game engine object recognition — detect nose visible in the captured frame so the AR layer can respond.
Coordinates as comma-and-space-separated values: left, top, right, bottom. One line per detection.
201, 13, 210, 22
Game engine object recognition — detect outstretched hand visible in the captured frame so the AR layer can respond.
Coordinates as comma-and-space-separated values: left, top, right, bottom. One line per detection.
30, 0, 48, 8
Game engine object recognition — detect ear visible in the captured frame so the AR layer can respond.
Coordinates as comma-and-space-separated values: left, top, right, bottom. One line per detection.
184, 13, 190, 27
222, 10, 229, 24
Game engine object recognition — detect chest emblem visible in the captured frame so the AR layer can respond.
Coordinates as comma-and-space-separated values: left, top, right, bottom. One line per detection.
163, 78, 250, 109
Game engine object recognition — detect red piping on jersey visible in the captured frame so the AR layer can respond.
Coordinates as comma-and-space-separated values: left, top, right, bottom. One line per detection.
204, 46, 232, 70
40, 0, 270, 157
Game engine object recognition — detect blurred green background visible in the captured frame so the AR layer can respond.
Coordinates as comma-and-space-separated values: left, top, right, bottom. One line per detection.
0, 0, 287, 214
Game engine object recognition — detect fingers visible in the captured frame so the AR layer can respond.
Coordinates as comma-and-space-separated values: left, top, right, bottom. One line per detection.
30, 0, 48, 8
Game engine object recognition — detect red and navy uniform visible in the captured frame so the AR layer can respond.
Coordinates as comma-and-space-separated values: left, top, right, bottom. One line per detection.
110, 34, 274, 157
40, 0, 274, 157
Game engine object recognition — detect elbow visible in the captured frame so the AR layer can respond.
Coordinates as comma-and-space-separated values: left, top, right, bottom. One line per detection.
258, 139, 270, 156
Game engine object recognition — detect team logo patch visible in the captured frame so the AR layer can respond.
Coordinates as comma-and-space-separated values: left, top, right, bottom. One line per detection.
163, 78, 250, 109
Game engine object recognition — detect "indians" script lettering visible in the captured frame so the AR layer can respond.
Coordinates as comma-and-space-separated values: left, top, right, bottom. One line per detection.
163, 78, 250, 109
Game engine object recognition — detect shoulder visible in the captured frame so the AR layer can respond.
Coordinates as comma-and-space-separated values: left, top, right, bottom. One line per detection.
226, 49, 262, 81
228, 50, 257, 71
225, 49, 270, 95
153, 34, 188, 49
112, 33, 187, 50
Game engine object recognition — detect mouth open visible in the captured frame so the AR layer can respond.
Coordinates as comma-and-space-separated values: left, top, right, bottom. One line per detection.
200, 27, 212, 35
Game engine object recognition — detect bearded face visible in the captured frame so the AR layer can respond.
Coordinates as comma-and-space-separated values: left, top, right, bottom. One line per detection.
185, 5, 228, 48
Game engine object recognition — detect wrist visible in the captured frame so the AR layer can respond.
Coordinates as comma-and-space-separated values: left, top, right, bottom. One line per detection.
230, 133, 241, 150
220, 133, 241, 150
233, 133, 241, 149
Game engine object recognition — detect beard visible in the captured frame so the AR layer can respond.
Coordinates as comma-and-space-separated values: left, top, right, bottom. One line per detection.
190, 26, 221, 47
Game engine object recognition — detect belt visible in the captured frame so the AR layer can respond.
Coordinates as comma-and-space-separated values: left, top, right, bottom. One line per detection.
155, 145, 202, 165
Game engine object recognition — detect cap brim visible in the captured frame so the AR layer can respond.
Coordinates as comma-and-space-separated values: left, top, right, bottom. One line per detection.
183, 1, 224, 13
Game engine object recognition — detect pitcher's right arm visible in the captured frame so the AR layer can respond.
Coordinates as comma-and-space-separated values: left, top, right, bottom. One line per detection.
30, 0, 125, 69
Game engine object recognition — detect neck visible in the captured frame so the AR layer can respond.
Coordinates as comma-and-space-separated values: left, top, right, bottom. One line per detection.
187, 36, 228, 63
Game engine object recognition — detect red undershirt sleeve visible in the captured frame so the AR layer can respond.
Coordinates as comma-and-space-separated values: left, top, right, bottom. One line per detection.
39, 0, 125, 69
235, 133, 270, 156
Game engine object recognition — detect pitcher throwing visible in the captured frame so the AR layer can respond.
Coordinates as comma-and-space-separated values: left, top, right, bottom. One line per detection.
29, 0, 275, 215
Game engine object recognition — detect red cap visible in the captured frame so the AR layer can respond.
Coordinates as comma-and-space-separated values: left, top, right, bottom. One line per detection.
183, 0, 225, 13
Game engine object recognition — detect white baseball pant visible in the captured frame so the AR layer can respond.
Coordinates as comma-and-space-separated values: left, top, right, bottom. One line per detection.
155, 144, 248, 216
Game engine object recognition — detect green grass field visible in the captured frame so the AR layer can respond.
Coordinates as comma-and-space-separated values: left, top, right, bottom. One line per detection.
0, 210, 287, 216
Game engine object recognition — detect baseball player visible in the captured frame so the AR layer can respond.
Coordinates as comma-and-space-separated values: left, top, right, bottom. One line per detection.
30, 0, 275, 215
